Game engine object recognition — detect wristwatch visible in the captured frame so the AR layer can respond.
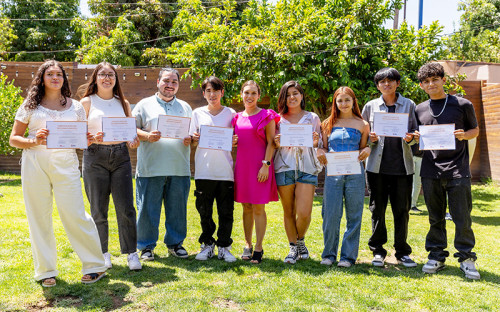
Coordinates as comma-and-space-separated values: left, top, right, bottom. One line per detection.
262, 160, 271, 166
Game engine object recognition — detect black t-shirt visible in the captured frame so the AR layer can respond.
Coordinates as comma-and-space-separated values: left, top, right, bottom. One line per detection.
415, 95, 478, 179
379, 105, 406, 175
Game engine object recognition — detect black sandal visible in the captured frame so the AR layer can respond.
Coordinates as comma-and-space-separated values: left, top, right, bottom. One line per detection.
250, 250, 264, 264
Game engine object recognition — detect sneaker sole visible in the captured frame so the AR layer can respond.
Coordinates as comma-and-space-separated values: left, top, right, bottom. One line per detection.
284, 259, 297, 264
398, 261, 418, 268
372, 261, 384, 267
141, 256, 154, 261
169, 251, 189, 259
195, 254, 214, 261
422, 265, 445, 274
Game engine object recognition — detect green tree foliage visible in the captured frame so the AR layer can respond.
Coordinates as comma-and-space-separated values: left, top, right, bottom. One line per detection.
167, 0, 446, 115
448, 0, 500, 62
0, 19, 17, 61
0, 74, 24, 155
0, 0, 80, 61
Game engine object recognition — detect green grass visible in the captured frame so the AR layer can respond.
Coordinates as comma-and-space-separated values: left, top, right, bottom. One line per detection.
1, 171, 499, 311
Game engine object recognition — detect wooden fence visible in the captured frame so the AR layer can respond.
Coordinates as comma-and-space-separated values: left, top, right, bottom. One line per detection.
481, 83, 500, 181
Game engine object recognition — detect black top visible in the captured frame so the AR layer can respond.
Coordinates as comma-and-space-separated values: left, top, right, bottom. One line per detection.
379, 105, 406, 175
415, 95, 478, 179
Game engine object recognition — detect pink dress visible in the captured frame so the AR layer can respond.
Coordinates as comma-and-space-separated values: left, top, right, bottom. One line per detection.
232, 109, 280, 204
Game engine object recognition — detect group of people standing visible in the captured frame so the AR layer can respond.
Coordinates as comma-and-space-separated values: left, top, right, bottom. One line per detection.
9, 60, 481, 288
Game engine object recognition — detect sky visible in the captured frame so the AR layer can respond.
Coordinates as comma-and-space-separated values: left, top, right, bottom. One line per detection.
79, 0, 463, 35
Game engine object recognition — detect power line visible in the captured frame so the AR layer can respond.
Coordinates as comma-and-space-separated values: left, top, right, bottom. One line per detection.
1, 0, 250, 21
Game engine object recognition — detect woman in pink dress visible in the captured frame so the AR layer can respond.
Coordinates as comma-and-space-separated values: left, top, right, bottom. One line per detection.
232, 80, 280, 263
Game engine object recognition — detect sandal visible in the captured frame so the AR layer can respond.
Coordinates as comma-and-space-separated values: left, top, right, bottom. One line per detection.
81, 272, 106, 284
41, 277, 56, 287
250, 250, 264, 264
241, 247, 253, 261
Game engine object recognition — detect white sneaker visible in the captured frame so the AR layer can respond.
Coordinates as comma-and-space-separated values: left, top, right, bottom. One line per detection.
422, 259, 445, 274
195, 243, 214, 261
127, 252, 142, 271
337, 260, 352, 268
103, 252, 112, 269
218, 246, 237, 263
372, 255, 385, 267
460, 259, 480, 280
320, 258, 333, 266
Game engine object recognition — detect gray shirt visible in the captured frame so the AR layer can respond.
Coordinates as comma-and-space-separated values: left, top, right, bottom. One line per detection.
361, 93, 417, 175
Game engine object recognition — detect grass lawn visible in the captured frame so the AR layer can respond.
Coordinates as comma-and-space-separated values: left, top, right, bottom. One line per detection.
1, 171, 499, 311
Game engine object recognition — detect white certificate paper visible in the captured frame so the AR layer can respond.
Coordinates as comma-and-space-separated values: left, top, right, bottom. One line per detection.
326, 151, 361, 176
373, 112, 409, 138
157, 115, 191, 139
198, 125, 233, 152
419, 124, 456, 150
46, 121, 88, 149
280, 124, 313, 147
102, 117, 137, 142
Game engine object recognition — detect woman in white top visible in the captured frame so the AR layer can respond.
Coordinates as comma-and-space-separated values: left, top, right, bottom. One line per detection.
190, 76, 237, 262
9, 60, 107, 287
274, 81, 323, 263
80, 62, 141, 271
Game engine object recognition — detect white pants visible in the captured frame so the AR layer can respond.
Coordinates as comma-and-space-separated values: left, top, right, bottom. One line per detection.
21, 148, 107, 281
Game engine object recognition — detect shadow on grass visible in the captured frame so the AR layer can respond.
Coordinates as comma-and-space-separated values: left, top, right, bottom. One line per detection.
471, 215, 500, 226
0, 178, 21, 187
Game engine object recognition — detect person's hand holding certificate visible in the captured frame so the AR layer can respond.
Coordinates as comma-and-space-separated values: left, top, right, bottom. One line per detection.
198, 125, 233, 151
373, 112, 409, 138
46, 121, 88, 149
419, 124, 456, 150
280, 124, 313, 147
157, 115, 191, 139
325, 151, 361, 176
102, 117, 137, 142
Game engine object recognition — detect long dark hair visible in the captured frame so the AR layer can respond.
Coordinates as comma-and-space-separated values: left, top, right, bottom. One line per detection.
277, 80, 305, 114
82, 62, 131, 116
322, 86, 362, 134
25, 60, 71, 110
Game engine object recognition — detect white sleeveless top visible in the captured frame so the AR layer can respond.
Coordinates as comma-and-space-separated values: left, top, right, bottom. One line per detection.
87, 94, 126, 134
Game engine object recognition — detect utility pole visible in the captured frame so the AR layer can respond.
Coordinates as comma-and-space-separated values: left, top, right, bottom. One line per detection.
418, 0, 424, 29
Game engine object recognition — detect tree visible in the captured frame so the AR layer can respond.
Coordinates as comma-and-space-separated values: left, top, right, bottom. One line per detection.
0, 74, 24, 155
167, 0, 446, 115
447, 0, 500, 62
0, 18, 17, 61
0, 0, 80, 61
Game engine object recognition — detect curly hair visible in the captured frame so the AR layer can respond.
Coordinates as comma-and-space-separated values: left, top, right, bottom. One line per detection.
417, 62, 445, 82
277, 80, 306, 115
82, 62, 131, 117
322, 86, 363, 135
25, 60, 71, 110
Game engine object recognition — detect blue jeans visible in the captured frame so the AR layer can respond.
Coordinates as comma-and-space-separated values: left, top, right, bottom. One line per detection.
322, 170, 365, 264
136, 176, 190, 250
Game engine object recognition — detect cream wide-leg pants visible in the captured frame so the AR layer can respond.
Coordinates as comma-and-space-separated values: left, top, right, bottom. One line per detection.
21, 148, 107, 281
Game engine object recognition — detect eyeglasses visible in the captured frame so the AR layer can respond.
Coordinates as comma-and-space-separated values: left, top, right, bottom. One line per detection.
97, 73, 116, 79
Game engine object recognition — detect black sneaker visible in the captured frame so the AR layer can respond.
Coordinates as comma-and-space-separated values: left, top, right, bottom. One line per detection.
398, 255, 417, 268
140, 249, 154, 261
168, 245, 189, 259
296, 238, 309, 260
410, 206, 422, 212
284, 244, 298, 264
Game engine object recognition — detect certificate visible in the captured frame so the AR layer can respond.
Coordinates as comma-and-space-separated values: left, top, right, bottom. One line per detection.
325, 151, 361, 176
102, 117, 137, 142
373, 112, 409, 138
419, 124, 456, 150
198, 125, 233, 152
280, 124, 313, 147
46, 121, 87, 149
157, 115, 191, 139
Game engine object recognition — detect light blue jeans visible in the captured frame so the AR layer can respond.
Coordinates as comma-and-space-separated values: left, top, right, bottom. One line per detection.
136, 176, 190, 250
322, 169, 365, 264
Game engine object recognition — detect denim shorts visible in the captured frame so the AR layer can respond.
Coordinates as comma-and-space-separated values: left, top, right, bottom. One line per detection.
275, 170, 318, 186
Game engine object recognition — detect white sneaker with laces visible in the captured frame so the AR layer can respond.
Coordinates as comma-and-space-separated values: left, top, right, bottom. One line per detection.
460, 259, 480, 280
195, 243, 214, 261
320, 258, 333, 266
422, 259, 445, 274
103, 252, 112, 269
218, 246, 237, 263
127, 252, 142, 271
337, 260, 352, 268
372, 255, 385, 267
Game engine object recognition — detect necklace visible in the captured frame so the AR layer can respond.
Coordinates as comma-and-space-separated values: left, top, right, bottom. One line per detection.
428, 95, 448, 118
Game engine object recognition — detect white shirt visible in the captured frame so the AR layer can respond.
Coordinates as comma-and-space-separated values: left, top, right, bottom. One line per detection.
274, 111, 323, 175
189, 106, 236, 181
86, 95, 126, 135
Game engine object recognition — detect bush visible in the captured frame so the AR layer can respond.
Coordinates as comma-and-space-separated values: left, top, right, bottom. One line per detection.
0, 73, 24, 155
